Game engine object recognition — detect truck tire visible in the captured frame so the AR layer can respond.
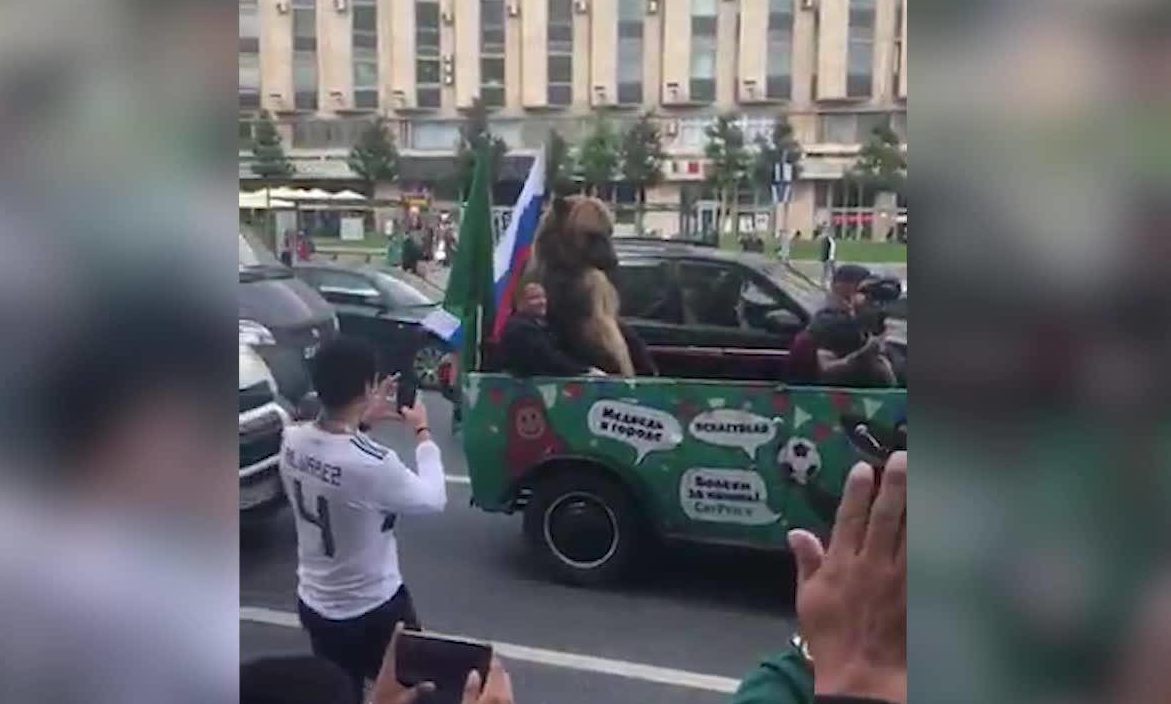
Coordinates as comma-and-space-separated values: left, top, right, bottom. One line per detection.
523, 470, 641, 586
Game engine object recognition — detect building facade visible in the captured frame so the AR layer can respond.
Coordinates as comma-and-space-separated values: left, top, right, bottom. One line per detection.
240, 0, 907, 239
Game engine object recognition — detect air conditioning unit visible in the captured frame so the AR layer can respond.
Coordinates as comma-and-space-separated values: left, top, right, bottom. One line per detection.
276, 0, 289, 14
646, 0, 659, 13
593, 85, 609, 104
333, 0, 347, 12
267, 92, 288, 110
392, 90, 408, 109
665, 82, 681, 103
742, 79, 758, 100
574, 0, 590, 13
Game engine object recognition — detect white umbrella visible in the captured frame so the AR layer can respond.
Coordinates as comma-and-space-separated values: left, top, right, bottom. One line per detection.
239, 192, 295, 209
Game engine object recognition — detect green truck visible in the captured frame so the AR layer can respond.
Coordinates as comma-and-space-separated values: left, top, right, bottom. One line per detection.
460, 371, 906, 585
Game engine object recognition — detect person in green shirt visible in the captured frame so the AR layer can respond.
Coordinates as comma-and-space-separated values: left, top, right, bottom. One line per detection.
730, 634, 814, 704
732, 452, 907, 704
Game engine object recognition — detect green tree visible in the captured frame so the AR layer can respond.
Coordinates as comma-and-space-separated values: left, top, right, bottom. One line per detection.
850, 124, 906, 194
455, 98, 508, 199
545, 129, 578, 197
578, 116, 621, 197
249, 110, 295, 250
347, 117, 399, 196
703, 113, 751, 241
750, 116, 803, 237
620, 113, 666, 235
846, 124, 906, 239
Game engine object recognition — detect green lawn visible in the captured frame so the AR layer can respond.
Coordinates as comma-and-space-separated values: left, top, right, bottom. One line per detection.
718, 232, 906, 263
312, 233, 388, 251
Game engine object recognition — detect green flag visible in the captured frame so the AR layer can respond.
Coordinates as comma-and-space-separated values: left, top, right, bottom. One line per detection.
421, 144, 494, 379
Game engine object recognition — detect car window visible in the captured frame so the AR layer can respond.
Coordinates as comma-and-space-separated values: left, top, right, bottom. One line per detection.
612, 261, 678, 323
374, 273, 437, 307
313, 270, 379, 299
678, 261, 802, 333
677, 261, 745, 328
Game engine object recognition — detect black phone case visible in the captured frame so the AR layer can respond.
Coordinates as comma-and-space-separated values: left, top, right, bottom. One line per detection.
396, 633, 492, 704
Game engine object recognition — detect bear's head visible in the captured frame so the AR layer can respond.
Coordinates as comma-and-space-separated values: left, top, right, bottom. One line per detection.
533, 195, 617, 274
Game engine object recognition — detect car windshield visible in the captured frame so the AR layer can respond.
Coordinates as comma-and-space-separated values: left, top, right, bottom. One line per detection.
374, 273, 437, 307
239, 233, 293, 282
762, 262, 825, 310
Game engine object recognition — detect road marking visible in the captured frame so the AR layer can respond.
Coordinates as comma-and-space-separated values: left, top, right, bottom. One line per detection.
240, 606, 739, 694
445, 474, 470, 485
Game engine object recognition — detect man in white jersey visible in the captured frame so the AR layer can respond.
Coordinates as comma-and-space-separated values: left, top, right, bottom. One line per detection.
280, 337, 446, 703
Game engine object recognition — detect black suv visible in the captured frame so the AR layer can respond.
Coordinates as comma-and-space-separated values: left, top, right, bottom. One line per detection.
606, 239, 832, 380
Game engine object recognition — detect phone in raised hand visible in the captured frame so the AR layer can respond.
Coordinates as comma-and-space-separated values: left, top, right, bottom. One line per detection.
395, 630, 493, 704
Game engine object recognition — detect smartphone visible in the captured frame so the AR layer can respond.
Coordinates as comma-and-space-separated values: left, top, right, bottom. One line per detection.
395, 630, 493, 704
395, 375, 418, 413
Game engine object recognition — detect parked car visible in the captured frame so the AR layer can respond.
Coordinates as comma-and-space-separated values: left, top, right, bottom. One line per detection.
239, 339, 289, 513
292, 263, 449, 389
239, 233, 338, 406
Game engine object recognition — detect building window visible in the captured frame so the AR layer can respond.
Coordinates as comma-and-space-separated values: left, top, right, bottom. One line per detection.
547, 0, 573, 106
410, 121, 461, 151
818, 114, 855, 143
893, 0, 904, 98
291, 118, 371, 149
846, 0, 875, 98
689, 0, 717, 103
617, 0, 643, 104
416, 1, 441, 108
352, 0, 378, 111
766, 0, 793, 99
291, 0, 317, 110
481, 0, 506, 107
817, 112, 889, 144
891, 111, 906, 142
239, 0, 261, 109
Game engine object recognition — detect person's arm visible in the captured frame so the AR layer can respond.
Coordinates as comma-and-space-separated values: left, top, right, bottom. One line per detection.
507, 318, 590, 377
346, 438, 446, 515
350, 399, 446, 514
814, 697, 898, 704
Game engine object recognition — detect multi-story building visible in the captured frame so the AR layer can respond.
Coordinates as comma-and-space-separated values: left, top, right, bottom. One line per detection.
239, 0, 907, 239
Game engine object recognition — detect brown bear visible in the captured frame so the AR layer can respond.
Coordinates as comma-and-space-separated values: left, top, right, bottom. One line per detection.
527, 195, 636, 377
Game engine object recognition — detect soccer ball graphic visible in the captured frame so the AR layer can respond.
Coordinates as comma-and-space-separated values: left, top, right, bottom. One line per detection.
779, 437, 822, 486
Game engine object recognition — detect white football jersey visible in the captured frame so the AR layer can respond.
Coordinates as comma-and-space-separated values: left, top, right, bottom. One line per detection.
279, 423, 446, 620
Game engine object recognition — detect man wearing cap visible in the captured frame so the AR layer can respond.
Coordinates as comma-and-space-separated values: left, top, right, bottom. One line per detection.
808, 264, 896, 387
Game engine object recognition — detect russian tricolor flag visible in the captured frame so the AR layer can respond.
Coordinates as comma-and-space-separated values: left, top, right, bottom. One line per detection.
488, 150, 545, 341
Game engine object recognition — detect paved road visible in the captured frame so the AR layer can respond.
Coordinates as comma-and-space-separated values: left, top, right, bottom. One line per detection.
242, 392, 798, 704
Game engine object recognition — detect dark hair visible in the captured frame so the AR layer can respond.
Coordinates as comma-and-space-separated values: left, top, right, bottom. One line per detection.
240, 656, 354, 704
513, 275, 544, 305
832, 264, 872, 286
311, 336, 378, 411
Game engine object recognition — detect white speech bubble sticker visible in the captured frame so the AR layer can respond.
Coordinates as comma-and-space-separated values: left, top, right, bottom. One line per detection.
679, 468, 783, 526
587, 400, 683, 463
537, 384, 558, 410
688, 408, 782, 459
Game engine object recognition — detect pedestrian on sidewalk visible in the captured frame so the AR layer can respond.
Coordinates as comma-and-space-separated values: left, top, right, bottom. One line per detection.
281, 337, 447, 704
817, 225, 837, 287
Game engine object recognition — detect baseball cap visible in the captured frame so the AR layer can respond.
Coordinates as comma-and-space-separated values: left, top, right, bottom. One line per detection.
832, 264, 872, 285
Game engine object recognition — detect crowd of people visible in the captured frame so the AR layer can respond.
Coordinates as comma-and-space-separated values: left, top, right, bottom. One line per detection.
241, 327, 907, 704
400, 210, 457, 277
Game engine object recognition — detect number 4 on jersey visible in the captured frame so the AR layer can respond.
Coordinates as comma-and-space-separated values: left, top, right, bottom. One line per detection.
293, 480, 335, 558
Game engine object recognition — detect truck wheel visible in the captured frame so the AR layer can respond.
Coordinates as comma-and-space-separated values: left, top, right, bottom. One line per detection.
523, 470, 641, 586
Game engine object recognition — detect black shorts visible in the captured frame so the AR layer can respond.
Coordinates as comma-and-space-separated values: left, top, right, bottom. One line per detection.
298, 585, 421, 700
